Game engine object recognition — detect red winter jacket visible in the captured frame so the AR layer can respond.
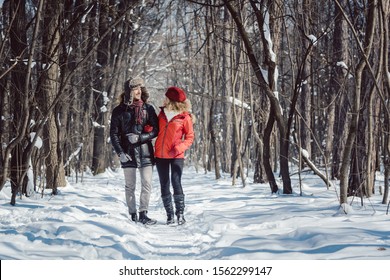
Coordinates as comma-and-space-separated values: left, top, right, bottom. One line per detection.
155, 108, 194, 159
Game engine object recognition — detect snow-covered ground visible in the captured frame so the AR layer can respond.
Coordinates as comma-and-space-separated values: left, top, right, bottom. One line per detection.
1, 166, 389, 278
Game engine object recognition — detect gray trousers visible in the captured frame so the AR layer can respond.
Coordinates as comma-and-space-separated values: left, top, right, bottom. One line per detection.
123, 166, 153, 214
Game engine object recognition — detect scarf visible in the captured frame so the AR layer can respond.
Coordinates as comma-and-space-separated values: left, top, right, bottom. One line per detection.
129, 100, 144, 124
165, 109, 180, 122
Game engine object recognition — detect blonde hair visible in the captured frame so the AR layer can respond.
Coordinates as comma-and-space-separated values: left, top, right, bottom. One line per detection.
165, 98, 196, 124
165, 98, 192, 113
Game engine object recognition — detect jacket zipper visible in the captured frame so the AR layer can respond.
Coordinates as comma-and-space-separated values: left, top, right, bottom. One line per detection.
160, 113, 183, 158
161, 121, 169, 158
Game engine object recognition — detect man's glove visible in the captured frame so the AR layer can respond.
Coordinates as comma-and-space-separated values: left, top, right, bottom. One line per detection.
119, 153, 132, 163
127, 133, 140, 144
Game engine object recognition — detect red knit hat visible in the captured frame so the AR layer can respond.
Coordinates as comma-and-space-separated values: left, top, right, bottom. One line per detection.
165, 86, 186, 102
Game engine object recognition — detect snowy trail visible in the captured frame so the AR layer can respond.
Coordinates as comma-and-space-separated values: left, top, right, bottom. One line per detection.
69, 170, 209, 260
1, 167, 390, 260
107, 169, 223, 260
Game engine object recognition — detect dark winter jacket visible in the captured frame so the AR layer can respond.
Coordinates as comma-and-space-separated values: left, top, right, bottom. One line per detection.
110, 102, 159, 168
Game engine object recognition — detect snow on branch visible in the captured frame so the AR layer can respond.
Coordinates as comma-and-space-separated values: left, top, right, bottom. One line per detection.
64, 144, 83, 168
308, 34, 318, 45
336, 61, 349, 70
262, 6, 276, 62
299, 147, 334, 190
226, 96, 251, 110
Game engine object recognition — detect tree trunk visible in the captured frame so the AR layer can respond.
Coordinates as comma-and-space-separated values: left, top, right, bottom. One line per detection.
40, 0, 66, 194
6, 0, 30, 203
380, 0, 390, 204
263, 112, 279, 193
205, 7, 221, 180
92, 0, 110, 175
298, 0, 313, 159
252, 97, 268, 184
339, 0, 376, 204
329, 0, 350, 179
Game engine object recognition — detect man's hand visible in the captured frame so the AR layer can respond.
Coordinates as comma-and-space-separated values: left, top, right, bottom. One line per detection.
119, 153, 132, 163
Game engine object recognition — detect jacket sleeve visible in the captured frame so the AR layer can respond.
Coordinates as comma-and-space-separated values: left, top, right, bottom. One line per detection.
110, 108, 124, 155
174, 114, 194, 154
139, 105, 159, 143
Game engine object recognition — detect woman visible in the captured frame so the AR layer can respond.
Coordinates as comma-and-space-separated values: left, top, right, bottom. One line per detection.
110, 77, 159, 225
155, 86, 195, 225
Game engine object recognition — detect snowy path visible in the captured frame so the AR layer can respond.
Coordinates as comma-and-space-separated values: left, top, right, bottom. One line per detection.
1, 166, 390, 260
107, 169, 224, 260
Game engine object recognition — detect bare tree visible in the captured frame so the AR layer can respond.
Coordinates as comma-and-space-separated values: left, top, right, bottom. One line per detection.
338, 0, 376, 204
379, 0, 390, 204
2, 0, 390, 209
37, 0, 67, 194
1, 0, 43, 204
328, 0, 350, 180
223, 0, 292, 193
0, 0, 148, 204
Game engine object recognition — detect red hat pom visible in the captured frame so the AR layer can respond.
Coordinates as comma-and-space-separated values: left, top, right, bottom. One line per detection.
165, 86, 186, 102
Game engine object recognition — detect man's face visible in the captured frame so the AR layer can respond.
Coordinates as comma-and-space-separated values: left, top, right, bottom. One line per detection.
131, 86, 142, 101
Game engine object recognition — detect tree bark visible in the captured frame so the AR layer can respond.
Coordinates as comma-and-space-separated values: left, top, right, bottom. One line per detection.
40, 0, 66, 194
4, 0, 31, 203
328, 0, 349, 179
338, 0, 376, 204
379, 0, 390, 204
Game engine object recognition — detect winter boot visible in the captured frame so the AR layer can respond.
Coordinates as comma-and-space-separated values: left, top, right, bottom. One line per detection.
162, 195, 175, 225
130, 212, 138, 223
139, 211, 157, 225
174, 194, 186, 225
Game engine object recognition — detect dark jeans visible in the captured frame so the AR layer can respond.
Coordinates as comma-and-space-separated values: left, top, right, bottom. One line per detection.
156, 158, 184, 197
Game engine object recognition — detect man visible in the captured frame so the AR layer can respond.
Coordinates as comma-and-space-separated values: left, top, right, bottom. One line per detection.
110, 77, 159, 225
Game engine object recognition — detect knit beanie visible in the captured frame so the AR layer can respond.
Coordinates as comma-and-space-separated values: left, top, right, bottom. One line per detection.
165, 86, 186, 102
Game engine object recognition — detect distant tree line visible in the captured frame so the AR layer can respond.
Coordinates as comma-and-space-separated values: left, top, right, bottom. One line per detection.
0, 0, 389, 207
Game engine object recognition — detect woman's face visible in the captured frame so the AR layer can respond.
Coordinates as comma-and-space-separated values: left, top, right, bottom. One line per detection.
131, 86, 142, 101
163, 96, 170, 106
